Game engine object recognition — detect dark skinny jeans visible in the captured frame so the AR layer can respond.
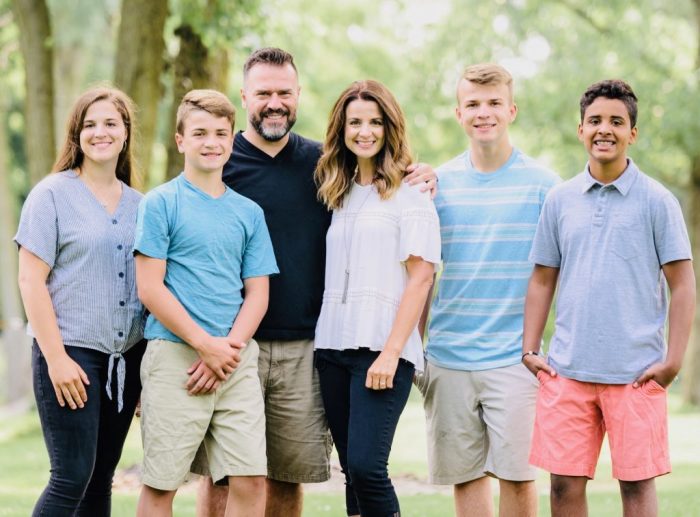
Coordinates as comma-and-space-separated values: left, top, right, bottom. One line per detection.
315, 348, 413, 517
32, 340, 145, 517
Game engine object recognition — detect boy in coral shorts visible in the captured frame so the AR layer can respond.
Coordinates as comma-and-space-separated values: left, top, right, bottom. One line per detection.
522, 79, 695, 516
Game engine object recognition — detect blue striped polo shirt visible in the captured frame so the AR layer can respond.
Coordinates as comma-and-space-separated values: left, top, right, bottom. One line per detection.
15, 170, 145, 409
426, 148, 560, 370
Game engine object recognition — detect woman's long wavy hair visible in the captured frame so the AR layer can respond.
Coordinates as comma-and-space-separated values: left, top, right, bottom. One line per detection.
52, 85, 138, 186
315, 80, 412, 209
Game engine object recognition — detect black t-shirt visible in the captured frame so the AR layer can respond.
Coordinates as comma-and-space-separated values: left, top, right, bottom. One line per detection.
223, 131, 331, 340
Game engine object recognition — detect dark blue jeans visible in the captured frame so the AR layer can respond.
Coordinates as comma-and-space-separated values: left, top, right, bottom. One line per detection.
315, 348, 414, 517
32, 340, 145, 517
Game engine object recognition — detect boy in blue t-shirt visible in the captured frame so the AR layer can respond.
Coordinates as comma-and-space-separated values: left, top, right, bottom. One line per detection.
134, 89, 278, 516
523, 79, 695, 515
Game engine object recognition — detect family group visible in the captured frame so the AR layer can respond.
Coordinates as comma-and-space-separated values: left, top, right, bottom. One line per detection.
16, 46, 694, 517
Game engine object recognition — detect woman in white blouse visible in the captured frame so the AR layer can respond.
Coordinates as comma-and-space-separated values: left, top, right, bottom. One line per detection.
313, 80, 441, 517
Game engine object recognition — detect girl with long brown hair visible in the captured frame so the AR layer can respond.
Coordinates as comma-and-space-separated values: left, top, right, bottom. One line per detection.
15, 85, 146, 516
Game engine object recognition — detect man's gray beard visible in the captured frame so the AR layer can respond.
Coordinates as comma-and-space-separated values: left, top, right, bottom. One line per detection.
251, 115, 297, 142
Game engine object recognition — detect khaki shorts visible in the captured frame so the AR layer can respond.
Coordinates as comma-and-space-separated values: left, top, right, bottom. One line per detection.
140, 339, 266, 490
192, 339, 332, 483
419, 361, 538, 484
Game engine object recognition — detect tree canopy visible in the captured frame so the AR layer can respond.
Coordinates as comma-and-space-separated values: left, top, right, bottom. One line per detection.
2, 0, 700, 403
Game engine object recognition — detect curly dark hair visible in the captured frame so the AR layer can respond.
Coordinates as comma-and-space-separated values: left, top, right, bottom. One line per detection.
580, 79, 638, 128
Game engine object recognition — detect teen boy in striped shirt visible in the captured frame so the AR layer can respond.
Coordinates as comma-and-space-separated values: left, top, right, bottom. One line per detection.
420, 63, 559, 517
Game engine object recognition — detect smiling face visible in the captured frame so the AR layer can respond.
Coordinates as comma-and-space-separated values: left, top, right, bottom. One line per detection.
455, 79, 517, 149
175, 109, 234, 175
241, 63, 299, 142
79, 99, 128, 167
344, 98, 385, 170
578, 96, 637, 178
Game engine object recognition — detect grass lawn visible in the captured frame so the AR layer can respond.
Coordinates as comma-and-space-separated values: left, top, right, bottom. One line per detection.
1, 387, 699, 516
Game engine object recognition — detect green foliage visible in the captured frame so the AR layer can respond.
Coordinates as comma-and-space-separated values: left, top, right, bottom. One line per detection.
46, 0, 117, 82
168, 0, 264, 56
1, 1, 30, 200
245, 0, 699, 188
497, 0, 699, 185
5, 0, 699, 194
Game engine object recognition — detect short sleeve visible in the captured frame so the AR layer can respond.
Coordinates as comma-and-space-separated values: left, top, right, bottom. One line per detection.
529, 191, 561, 267
241, 206, 279, 279
14, 182, 59, 268
133, 192, 171, 259
653, 192, 692, 265
399, 186, 441, 267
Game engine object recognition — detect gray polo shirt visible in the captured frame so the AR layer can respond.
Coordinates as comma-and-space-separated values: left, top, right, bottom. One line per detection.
15, 170, 145, 409
530, 160, 691, 384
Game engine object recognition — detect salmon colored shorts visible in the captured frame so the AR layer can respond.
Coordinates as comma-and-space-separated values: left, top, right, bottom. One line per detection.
529, 372, 670, 481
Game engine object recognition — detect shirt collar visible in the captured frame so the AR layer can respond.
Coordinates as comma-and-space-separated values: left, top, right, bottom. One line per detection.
580, 159, 639, 196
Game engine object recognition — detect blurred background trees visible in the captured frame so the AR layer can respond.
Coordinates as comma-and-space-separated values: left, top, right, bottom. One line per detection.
2, 0, 699, 406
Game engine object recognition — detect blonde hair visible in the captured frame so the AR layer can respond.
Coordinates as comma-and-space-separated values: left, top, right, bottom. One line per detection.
315, 80, 412, 210
176, 89, 236, 134
458, 63, 514, 103
53, 85, 138, 186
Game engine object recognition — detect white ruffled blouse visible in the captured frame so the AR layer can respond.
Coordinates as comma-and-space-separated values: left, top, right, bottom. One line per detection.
314, 181, 441, 372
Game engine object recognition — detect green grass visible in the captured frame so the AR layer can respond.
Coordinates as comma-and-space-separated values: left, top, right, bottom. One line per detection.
304, 494, 455, 515
2, 388, 700, 516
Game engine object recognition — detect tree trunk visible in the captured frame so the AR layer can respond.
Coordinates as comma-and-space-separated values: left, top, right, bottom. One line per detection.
0, 93, 32, 406
681, 0, 700, 406
683, 155, 700, 405
207, 47, 230, 94
10, 0, 55, 186
164, 25, 230, 180
165, 24, 211, 180
53, 41, 86, 146
114, 0, 168, 190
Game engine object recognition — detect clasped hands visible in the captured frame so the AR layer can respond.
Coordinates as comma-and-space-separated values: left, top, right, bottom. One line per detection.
186, 335, 246, 395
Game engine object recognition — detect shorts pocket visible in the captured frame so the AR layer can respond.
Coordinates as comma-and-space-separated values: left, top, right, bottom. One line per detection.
140, 341, 156, 384
413, 371, 426, 396
642, 379, 666, 396
536, 370, 552, 384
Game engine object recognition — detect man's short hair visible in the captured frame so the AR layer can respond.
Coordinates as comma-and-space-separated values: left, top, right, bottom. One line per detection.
579, 79, 638, 128
176, 89, 236, 134
459, 63, 514, 102
243, 47, 297, 77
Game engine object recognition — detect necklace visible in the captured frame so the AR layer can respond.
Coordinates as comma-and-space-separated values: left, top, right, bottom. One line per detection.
342, 182, 374, 304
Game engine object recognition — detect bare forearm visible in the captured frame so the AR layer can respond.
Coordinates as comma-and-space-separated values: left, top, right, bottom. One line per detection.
18, 278, 65, 361
665, 282, 695, 372
522, 266, 558, 353
139, 283, 208, 351
384, 270, 434, 357
662, 260, 696, 373
418, 278, 435, 339
228, 283, 269, 343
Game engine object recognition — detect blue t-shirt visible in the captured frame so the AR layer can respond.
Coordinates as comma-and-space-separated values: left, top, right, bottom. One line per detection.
426, 148, 560, 370
530, 160, 692, 383
134, 174, 279, 343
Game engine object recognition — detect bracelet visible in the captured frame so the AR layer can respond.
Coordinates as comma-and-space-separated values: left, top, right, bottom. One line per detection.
521, 350, 539, 362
